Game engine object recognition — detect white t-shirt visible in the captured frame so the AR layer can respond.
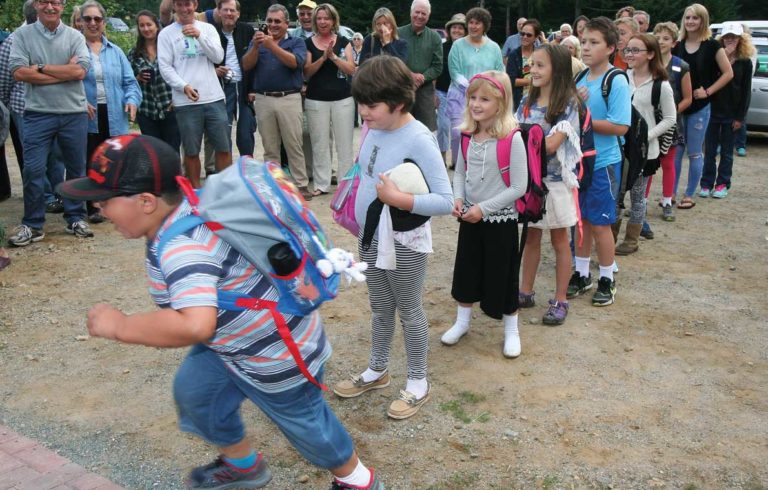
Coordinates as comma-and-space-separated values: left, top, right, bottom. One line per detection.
223, 31, 242, 82
157, 20, 225, 107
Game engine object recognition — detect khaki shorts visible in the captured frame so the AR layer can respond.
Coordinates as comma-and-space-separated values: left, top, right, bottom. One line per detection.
531, 180, 578, 230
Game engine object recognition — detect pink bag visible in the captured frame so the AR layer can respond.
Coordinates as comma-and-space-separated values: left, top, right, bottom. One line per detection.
331, 124, 369, 236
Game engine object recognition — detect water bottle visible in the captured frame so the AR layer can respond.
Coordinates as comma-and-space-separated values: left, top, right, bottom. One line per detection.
336, 49, 347, 79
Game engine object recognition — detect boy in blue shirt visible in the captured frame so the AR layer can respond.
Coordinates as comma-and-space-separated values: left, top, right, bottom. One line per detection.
570, 17, 631, 306
56, 135, 383, 490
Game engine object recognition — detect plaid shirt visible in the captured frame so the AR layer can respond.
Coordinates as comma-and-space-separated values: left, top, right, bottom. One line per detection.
128, 48, 173, 120
0, 33, 27, 114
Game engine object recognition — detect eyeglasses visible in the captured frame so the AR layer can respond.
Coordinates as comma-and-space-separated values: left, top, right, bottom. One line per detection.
37, 0, 64, 5
82, 15, 103, 24
520, 32, 535, 38
622, 47, 648, 55
265, 18, 283, 24
298, 11, 313, 17
218, 8, 237, 14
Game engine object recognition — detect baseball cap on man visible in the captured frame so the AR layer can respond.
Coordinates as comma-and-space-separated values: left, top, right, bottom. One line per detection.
56, 134, 182, 201
297, 0, 317, 9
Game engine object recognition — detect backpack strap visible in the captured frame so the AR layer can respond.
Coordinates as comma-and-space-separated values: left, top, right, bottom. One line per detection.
460, 131, 471, 170
601, 67, 628, 106
495, 130, 517, 187
156, 214, 206, 259
651, 78, 662, 110
574, 68, 589, 84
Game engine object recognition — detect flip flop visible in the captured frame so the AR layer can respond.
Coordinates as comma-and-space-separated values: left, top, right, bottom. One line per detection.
311, 189, 329, 197
677, 197, 695, 209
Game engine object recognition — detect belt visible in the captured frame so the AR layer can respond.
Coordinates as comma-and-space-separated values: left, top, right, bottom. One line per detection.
257, 89, 301, 97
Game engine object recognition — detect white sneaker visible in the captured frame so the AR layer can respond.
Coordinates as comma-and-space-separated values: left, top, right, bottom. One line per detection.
503, 331, 521, 358
441, 322, 469, 345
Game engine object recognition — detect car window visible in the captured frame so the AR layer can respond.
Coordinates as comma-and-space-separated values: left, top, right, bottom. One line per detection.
756, 44, 768, 78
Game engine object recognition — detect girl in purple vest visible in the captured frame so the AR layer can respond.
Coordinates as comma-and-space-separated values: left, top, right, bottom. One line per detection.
441, 71, 528, 358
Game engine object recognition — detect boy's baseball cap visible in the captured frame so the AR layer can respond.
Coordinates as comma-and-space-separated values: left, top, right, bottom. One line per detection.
56, 134, 181, 201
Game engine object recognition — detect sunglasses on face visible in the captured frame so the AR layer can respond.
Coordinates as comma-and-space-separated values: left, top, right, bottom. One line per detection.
265, 18, 283, 24
520, 32, 535, 38
37, 0, 64, 5
82, 15, 103, 24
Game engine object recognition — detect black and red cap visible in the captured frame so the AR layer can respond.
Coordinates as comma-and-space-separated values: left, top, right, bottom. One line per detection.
56, 134, 182, 201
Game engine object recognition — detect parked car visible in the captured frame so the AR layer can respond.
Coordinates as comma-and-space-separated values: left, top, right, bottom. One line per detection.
106, 17, 129, 32
746, 36, 768, 131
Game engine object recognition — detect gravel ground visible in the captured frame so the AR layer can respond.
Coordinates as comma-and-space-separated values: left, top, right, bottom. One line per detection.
1, 131, 767, 490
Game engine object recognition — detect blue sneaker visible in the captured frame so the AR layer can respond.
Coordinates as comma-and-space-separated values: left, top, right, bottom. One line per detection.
736, 147, 747, 157
186, 455, 272, 489
699, 188, 711, 198
518, 291, 536, 308
711, 184, 728, 199
640, 221, 654, 240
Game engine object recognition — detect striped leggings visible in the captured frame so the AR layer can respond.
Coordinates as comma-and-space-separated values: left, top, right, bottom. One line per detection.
358, 236, 429, 380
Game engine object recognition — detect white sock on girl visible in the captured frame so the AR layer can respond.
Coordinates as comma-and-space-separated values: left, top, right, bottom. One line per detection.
334, 459, 372, 487
441, 305, 472, 345
361, 368, 386, 383
503, 314, 521, 358
575, 256, 590, 278
406, 377, 429, 399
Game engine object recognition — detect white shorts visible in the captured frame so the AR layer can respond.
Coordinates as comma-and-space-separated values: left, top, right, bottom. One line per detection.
530, 180, 579, 230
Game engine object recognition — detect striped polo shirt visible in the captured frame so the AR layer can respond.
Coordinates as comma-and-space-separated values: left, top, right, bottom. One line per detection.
145, 201, 332, 393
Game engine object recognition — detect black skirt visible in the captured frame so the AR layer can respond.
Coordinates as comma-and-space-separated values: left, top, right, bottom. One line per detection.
451, 218, 520, 320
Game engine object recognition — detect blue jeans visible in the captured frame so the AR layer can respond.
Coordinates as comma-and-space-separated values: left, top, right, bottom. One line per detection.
224, 81, 256, 156
734, 123, 747, 150
436, 89, 450, 153
12, 111, 65, 204
137, 112, 181, 154
674, 104, 710, 198
21, 111, 88, 228
173, 344, 354, 469
702, 115, 735, 189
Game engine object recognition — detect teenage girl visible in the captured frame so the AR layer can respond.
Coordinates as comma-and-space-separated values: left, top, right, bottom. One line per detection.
672, 3, 733, 210
701, 22, 754, 199
440, 71, 528, 358
516, 44, 583, 326
616, 34, 676, 255
650, 22, 693, 222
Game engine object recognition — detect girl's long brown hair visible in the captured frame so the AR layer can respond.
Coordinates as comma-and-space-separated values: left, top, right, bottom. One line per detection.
524, 44, 581, 125
630, 33, 668, 81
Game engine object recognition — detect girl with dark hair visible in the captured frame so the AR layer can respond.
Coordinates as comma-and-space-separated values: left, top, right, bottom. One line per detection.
128, 10, 180, 153
506, 19, 541, 109
617, 34, 676, 254
516, 45, 583, 325
574, 15, 589, 39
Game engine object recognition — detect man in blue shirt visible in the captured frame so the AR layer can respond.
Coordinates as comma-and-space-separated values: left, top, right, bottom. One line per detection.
502, 17, 526, 64
242, 4, 312, 200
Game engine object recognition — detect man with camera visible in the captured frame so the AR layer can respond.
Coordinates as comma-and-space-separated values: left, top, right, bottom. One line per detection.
242, 4, 312, 200
214, 0, 255, 158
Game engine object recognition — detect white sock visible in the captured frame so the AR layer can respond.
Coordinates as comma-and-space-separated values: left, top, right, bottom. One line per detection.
599, 265, 614, 281
361, 368, 385, 383
406, 377, 429, 399
335, 459, 372, 487
662, 196, 672, 206
441, 305, 472, 345
612, 260, 619, 273
575, 256, 590, 278
503, 314, 521, 358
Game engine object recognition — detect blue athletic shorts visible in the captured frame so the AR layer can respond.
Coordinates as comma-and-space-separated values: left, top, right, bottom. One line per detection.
579, 162, 620, 225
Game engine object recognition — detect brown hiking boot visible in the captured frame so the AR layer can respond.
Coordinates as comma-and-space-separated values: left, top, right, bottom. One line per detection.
333, 371, 391, 398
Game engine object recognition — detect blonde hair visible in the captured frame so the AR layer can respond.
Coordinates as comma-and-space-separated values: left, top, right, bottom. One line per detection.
653, 21, 679, 40
679, 4, 711, 42
717, 30, 757, 60
614, 17, 639, 33
459, 71, 517, 138
371, 7, 399, 41
312, 3, 340, 34
561, 35, 582, 58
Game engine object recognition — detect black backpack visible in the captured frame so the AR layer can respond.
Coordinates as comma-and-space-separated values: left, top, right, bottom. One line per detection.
575, 68, 648, 194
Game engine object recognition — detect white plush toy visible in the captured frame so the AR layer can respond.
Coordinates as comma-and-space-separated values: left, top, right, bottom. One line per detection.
317, 248, 368, 284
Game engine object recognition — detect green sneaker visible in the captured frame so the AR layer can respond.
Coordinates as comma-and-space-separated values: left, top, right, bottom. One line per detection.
592, 277, 616, 307
566, 272, 593, 299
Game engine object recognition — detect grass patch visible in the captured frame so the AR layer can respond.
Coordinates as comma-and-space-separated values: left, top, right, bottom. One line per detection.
542, 475, 559, 489
423, 471, 480, 490
438, 391, 489, 423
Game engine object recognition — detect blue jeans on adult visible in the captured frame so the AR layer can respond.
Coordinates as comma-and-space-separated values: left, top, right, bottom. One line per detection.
436, 89, 450, 153
702, 115, 735, 190
22, 111, 88, 229
673, 104, 710, 198
136, 112, 181, 154
224, 81, 256, 156
12, 110, 65, 204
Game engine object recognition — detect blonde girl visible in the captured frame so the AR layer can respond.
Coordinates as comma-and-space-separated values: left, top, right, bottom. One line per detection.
672, 3, 733, 209
517, 44, 583, 326
441, 71, 528, 358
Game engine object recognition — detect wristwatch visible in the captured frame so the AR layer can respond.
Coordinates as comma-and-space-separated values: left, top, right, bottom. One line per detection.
37, 64, 44, 73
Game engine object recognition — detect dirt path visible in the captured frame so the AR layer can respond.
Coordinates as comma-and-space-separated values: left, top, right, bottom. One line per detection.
1, 132, 767, 489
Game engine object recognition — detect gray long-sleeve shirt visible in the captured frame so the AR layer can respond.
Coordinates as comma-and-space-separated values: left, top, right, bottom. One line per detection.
453, 132, 528, 221
8, 21, 89, 114
354, 119, 453, 229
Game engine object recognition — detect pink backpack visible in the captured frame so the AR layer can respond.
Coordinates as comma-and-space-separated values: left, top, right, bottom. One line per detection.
460, 124, 548, 224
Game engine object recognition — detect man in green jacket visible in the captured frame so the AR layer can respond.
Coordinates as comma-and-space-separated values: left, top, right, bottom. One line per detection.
398, 0, 442, 131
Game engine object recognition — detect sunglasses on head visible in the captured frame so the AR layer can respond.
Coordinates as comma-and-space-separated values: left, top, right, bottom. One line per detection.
82, 15, 103, 24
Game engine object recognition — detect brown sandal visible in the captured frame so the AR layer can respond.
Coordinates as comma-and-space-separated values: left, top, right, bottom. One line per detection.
677, 197, 695, 209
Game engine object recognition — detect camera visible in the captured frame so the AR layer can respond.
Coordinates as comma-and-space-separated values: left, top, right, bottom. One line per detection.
223, 69, 234, 84
260, 23, 269, 34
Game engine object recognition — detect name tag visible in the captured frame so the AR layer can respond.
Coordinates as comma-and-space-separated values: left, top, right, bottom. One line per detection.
672, 65, 682, 72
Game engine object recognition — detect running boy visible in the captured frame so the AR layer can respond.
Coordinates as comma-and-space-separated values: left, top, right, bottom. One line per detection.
56, 135, 383, 490
570, 17, 631, 306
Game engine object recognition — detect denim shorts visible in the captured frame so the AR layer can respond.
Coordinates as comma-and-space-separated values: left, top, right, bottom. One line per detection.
579, 163, 619, 225
173, 344, 354, 469
175, 100, 230, 155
